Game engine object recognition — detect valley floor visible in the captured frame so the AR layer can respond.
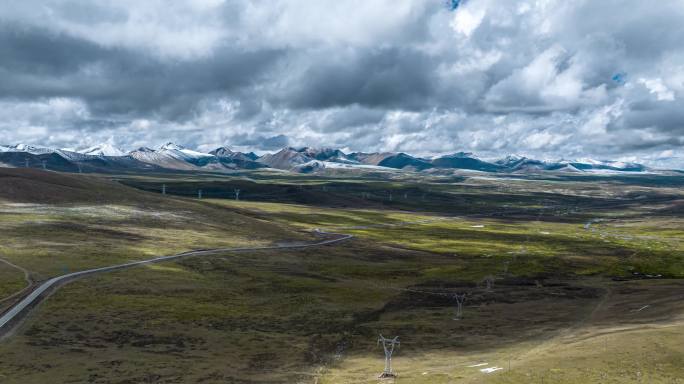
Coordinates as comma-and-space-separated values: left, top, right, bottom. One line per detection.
0, 169, 682, 383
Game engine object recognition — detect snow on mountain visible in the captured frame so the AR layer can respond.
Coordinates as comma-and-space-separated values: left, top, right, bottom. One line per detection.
158, 142, 214, 161
159, 142, 183, 151
127, 147, 158, 161
128, 146, 197, 170
0, 144, 89, 162
54, 149, 91, 161
10, 144, 55, 155
494, 154, 526, 167
556, 163, 583, 173
210, 147, 253, 161
575, 158, 644, 170
79, 144, 125, 157
0, 141, 663, 173
299, 147, 354, 162
557, 158, 647, 172
293, 160, 395, 173
209, 147, 267, 169
448, 151, 482, 160
128, 143, 228, 170
493, 155, 549, 172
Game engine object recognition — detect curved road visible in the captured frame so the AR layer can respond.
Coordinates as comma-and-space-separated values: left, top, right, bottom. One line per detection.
0, 204, 611, 339
0, 230, 353, 338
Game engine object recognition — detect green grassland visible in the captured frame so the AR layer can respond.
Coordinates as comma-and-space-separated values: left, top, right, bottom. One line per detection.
0, 202, 305, 279
0, 169, 682, 383
208, 198, 684, 279
0, 168, 309, 297
0, 262, 26, 305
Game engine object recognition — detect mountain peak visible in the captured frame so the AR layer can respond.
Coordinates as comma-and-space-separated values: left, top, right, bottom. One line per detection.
79, 143, 125, 157
11, 144, 55, 155
132, 146, 155, 153
159, 142, 185, 151
210, 147, 235, 156
445, 151, 478, 159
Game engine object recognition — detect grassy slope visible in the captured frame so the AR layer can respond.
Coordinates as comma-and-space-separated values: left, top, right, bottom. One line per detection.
0, 170, 682, 383
0, 169, 308, 294
2, 247, 681, 383
0, 168, 155, 205
0, 262, 26, 303
208, 199, 684, 279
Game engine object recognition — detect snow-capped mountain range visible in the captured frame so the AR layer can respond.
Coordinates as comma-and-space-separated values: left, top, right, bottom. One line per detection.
0, 142, 669, 175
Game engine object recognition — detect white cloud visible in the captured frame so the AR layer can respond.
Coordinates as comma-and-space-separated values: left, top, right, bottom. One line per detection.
638, 78, 676, 101
450, 2, 486, 37
1, 0, 230, 59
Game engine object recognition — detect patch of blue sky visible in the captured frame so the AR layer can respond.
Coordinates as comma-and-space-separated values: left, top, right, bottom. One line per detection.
612, 72, 627, 85
448, 0, 462, 11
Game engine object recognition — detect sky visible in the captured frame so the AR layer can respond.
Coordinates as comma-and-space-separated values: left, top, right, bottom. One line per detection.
0, 0, 683, 168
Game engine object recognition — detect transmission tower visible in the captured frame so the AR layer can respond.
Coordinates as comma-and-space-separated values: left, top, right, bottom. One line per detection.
453, 293, 467, 320
198, 189, 203, 199
41, 160, 47, 170
24, 158, 29, 168
482, 275, 495, 291
234, 188, 241, 201
377, 334, 400, 378
162, 184, 166, 195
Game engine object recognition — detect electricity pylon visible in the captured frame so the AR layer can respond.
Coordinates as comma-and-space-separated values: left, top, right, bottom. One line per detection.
234, 188, 240, 201
482, 275, 495, 291
377, 334, 400, 378
453, 293, 466, 320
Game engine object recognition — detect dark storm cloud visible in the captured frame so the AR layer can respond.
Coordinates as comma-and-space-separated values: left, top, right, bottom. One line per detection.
232, 134, 289, 150
314, 107, 386, 133
281, 47, 437, 111
83, 46, 283, 119
613, 101, 684, 134
0, 24, 106, 76
0, 23, 284, 120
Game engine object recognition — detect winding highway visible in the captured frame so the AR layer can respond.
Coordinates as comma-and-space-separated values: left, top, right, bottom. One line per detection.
0, 204, 621, 339
0, 230, 353, 338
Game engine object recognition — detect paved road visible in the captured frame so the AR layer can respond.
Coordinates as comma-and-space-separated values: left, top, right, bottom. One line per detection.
0, 204, 616, 338
0, 231, 353, 337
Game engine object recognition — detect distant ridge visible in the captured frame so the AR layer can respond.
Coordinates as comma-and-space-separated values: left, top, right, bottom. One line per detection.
0, 142, 664, 174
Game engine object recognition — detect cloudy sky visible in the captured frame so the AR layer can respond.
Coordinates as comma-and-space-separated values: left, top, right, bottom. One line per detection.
0, 0, 683, 168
